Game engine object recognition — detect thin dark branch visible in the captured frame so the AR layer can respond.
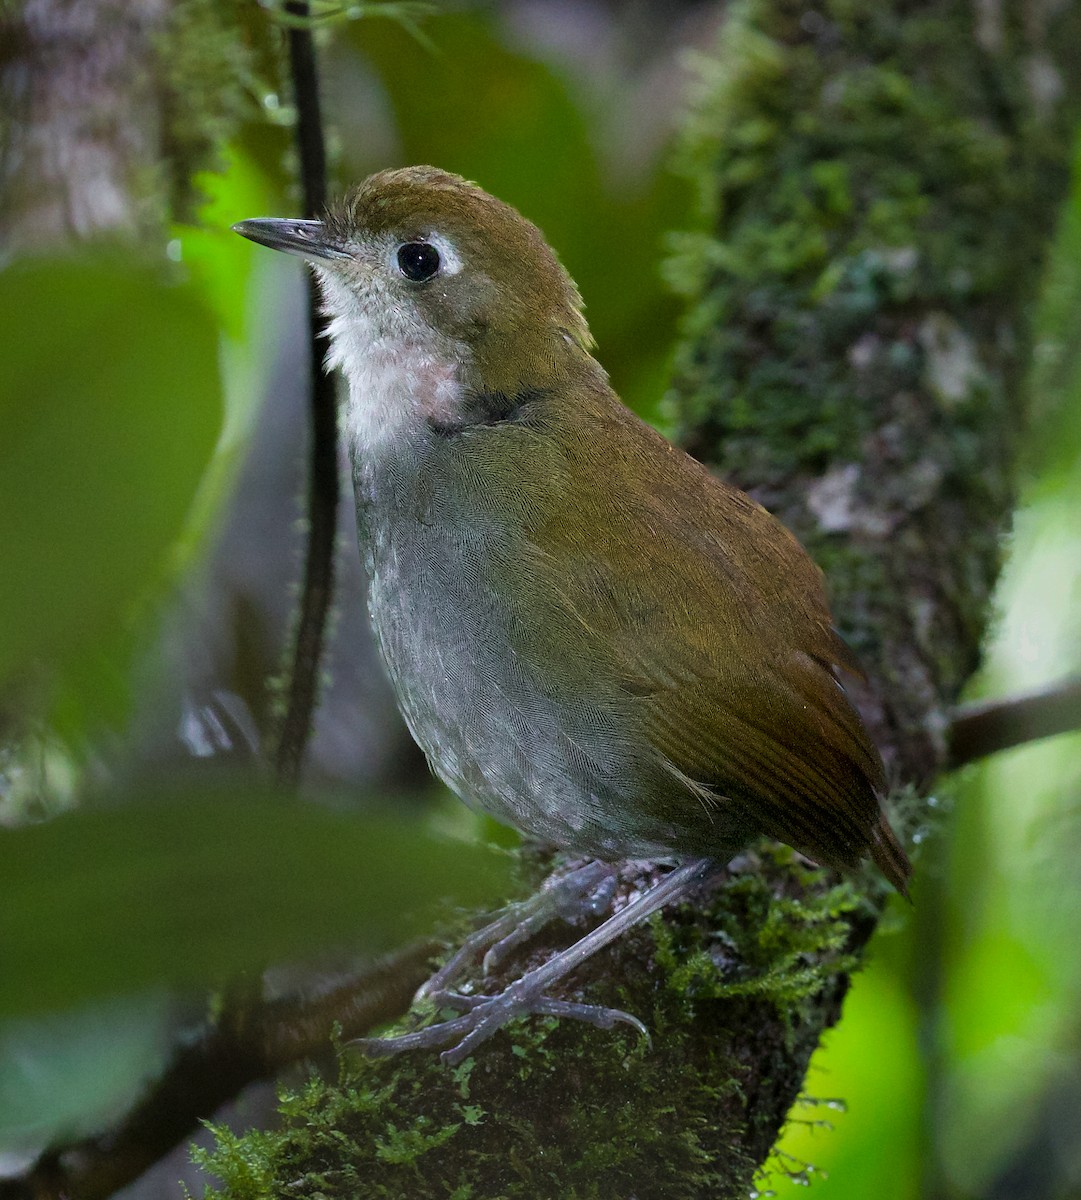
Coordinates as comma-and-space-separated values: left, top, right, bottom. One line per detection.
284, 2, 327, 214
946, 677, 1081, 771
0, 943, 439, 1200
274, 0, 339, 788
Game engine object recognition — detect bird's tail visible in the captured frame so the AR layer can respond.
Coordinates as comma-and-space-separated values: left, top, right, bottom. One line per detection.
871, 812, 912, 899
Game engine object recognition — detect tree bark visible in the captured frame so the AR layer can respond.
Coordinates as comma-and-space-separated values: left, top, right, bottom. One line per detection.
0, 0, 169, 252
134, 0, 1081, 1196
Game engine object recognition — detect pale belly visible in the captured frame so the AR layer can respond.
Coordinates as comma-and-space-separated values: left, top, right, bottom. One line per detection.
362, 516, 687, 860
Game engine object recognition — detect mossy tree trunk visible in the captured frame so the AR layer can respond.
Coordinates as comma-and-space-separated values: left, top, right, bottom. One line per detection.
200, 1, 1081, 1197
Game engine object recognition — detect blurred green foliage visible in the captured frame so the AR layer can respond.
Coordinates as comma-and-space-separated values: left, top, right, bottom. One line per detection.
775, 958, 923, 1195
0, 787, 511, 1019
2, 4, 1080, 1195
0, 257, 221, 693
0, 994, 176, 1153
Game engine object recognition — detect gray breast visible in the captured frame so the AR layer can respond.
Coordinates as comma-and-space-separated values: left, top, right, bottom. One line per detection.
351, 436, 683, 859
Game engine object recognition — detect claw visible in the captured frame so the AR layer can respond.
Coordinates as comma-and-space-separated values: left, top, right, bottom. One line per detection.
415, 907, 522, 1001
532, 997, 650, 1040
354, 986, 650, 1066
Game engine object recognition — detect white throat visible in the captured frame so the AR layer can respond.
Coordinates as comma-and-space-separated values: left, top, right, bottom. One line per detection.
317, 270, 464, 462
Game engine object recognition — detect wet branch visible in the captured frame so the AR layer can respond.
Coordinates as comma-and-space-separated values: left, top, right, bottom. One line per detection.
947, 677, 1081, 771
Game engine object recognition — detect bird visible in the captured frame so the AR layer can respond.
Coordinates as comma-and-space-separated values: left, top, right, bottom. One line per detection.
233, 166, 910, 1065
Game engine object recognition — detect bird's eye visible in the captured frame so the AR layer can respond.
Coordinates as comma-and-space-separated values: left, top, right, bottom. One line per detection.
397, 241, 442, 282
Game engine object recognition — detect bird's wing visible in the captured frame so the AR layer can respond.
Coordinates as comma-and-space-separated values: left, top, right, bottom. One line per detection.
519, 392, 908, 890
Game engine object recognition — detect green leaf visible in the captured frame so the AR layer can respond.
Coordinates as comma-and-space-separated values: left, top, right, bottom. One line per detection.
0, 254, 222, 686
772, 963, 924, 1198
0, 993, 174, 1149
178, 143, 274, 341
0, 787, 511, 1017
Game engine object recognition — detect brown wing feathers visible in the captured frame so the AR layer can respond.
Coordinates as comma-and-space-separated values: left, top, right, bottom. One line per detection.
531, 385, 912, 893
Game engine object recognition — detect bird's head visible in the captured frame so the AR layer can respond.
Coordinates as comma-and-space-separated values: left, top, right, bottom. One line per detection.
234, 166, 593, 399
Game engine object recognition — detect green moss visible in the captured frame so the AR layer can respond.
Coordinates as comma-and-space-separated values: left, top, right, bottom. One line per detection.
673, 0, 1034, 463
652, 858, 864, 1015
196, 850, 866, 1199
198, 1019, 741, 1198
157, 0, 272, 217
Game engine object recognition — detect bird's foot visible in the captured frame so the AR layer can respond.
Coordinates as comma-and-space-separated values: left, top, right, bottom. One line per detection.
349, 858, 714, 1065
354, 971, 649, 1067
415, 859, 617, 1001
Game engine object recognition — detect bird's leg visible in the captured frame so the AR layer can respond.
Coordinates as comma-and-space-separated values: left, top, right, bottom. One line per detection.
353, 857, 714, 1066
415, 859, 616, 1000
481, 859, 619, 975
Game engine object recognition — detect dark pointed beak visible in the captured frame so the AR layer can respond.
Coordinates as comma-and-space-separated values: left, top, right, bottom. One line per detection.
231, 218, 350, 262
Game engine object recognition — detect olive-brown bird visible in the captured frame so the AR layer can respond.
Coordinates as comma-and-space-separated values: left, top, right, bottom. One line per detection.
234, 166, 910, 1064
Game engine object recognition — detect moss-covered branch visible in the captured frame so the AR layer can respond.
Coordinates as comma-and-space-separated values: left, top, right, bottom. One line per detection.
197, 1, 1081, 1196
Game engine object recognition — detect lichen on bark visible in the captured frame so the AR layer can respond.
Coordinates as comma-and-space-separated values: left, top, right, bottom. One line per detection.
198, 0, 1081, 1196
